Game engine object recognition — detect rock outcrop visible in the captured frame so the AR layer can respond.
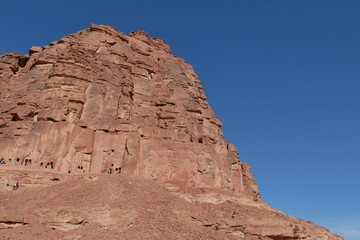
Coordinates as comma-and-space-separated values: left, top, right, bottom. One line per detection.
0, 24, 258, 200
0, 24, 343, 240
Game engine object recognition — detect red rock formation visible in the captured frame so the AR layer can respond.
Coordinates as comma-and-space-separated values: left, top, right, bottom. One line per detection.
0, 24, 343, 240
0, 24, 258, 199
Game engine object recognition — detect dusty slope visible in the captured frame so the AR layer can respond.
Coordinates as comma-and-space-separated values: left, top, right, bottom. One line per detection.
0, 169, 342, 240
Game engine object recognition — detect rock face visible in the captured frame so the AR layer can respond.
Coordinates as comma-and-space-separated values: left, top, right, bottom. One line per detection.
0, 24, 258, 199
0, 24, 343, 240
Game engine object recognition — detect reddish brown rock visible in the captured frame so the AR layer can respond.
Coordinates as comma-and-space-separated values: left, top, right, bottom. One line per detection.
0, 24, 258, 199
0, 24, 343, 239
0, 53, 29, 89
0, 171, 343, 240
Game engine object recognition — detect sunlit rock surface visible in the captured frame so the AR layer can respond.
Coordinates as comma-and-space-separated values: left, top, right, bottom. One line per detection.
0, 24, 342, 240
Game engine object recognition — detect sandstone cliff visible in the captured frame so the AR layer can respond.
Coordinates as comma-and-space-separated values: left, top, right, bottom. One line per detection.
0, 24, 258, 199
0, 24, 343, 240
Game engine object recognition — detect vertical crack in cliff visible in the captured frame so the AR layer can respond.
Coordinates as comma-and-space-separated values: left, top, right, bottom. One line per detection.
124, 139, 132, 157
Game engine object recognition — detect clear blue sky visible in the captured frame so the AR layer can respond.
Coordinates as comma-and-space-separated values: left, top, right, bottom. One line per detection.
1, 1, 359, 239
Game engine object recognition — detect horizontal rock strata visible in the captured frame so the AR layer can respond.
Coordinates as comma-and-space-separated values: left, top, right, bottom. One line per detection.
0, 24, 343, 240
0, 24, 258, 199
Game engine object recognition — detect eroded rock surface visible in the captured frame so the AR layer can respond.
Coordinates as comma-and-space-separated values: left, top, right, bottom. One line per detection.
0, 24, 258, 199
0, 24, 343, 239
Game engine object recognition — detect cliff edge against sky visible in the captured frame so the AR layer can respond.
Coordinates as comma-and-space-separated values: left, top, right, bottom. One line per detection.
0, 24, 342, 240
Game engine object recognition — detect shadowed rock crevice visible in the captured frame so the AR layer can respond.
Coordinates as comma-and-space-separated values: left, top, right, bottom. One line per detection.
0, 217, 29, 229
0, 220, 29, 225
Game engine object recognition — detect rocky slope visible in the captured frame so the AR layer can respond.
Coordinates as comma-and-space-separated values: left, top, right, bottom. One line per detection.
0, 24, 343, 239
0, 170, 342, 240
